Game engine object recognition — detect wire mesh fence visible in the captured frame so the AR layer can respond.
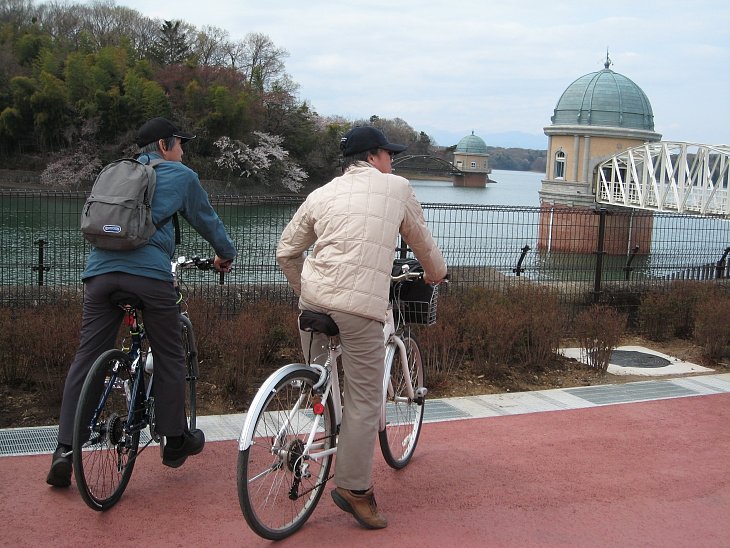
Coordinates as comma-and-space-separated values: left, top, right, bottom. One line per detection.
2, 190, 730, 315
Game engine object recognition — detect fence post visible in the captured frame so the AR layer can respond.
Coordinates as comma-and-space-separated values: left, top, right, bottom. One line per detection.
715, 247, 730, 279
32, 237, 51, 286
624, 245, 640, 281
592, 209, 608, 303
513, 245, 530, 276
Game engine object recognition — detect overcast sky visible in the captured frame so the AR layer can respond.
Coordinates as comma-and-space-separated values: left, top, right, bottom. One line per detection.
98, 0, 729, 149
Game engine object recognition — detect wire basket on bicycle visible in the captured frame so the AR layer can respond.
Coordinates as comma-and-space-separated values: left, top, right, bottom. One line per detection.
390, 258, 439, 325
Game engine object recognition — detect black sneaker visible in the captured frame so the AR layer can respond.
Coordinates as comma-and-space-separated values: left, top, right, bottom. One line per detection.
46, 444, 72, 488
162, 429, 205, 468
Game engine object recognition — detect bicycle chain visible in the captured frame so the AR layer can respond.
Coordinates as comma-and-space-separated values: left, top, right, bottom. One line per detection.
290, 431, 337, 500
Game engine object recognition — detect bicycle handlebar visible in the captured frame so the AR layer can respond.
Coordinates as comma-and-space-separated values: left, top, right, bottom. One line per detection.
172, 256, 216, 275
391, 270, 424, 283
391, 269, 449, 285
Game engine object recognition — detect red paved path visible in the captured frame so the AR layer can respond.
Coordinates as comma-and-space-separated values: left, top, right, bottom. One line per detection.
2, 393, 729, 547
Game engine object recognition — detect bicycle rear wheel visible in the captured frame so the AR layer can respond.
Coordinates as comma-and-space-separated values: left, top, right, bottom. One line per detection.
238, 368, 335, 540
379, 333, 425, 469
73, 349, 141, 510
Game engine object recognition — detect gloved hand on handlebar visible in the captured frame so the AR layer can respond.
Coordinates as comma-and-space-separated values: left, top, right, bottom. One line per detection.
214, 255, 234, 272
424, 273, 448, 285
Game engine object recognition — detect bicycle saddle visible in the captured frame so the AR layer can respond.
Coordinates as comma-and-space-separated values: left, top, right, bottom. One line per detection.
298, 310, 339, 336
109, 290, 144, 310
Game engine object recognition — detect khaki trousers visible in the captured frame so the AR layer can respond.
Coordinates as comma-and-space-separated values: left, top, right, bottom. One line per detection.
299, 300, 385, 491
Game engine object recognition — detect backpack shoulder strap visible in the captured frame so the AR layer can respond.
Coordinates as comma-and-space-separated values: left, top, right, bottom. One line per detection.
142, 158, 181, 245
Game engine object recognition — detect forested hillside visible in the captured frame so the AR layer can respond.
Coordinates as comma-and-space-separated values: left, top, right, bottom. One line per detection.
488, 146, 546, 172
0, 0, 544, 191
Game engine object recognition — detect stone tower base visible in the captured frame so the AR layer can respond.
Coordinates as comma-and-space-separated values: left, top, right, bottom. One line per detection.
453, 173, 487, 187
538, 204, 654, 255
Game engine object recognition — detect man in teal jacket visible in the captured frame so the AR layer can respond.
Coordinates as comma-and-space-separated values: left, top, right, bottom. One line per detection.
47, 117, 237, 488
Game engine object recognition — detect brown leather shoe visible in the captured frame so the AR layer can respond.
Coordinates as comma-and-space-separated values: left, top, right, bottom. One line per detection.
331, 487, 387, 529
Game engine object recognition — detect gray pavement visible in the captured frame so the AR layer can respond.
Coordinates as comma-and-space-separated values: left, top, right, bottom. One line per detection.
3, 372, 728, 458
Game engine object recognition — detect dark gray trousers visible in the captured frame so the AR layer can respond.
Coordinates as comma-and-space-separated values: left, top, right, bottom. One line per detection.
57, 272, 187, 445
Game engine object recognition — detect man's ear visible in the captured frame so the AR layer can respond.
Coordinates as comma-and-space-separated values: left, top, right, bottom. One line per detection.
158, 138, 167, 152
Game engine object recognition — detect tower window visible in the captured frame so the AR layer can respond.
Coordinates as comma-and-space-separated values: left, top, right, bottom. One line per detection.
554, 149, 566, 179
471, 161, 476, 168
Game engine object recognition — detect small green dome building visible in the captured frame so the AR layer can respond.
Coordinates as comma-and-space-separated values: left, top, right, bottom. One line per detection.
453, 132, 491, 187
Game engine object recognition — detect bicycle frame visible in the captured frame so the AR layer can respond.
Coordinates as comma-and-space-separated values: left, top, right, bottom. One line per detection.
85, 256, 211, 447
237, 306, 417, 455
381, 305, 417, 416
86, 308, 150, 441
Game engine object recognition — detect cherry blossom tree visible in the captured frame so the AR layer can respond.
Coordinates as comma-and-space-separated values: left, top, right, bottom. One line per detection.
214, 132, 307, 192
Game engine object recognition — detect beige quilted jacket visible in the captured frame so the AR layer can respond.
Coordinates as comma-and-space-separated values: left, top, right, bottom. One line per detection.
276, 162, 447, 322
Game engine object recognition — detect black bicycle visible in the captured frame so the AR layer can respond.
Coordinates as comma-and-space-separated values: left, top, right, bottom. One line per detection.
72, 256, 215, 510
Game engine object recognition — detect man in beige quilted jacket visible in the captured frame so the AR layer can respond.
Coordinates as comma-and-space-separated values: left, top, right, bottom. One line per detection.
276, 126, 447, 529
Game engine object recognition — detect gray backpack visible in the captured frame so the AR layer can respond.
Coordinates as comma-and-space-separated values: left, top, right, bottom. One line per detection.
80, 157, 165, 250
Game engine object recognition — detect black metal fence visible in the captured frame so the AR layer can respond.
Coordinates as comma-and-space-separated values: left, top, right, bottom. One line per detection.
2, 190, 730, 314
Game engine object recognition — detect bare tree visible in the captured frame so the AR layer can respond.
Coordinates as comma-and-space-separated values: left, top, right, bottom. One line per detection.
0, 0, 35, 28
123, 14, 161, 60
80, 0, 122, 49
192, 25, 230, 67
241, 32, 288, 91
221, 38, 246, 70
35, 1, 85, 43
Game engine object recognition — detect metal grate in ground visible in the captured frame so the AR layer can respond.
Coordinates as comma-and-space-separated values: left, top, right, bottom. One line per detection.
2, 374, 728, 458
564, 381, 697, 406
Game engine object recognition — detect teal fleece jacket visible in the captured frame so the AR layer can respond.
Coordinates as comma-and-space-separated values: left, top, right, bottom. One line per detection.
82, 154, 237, 282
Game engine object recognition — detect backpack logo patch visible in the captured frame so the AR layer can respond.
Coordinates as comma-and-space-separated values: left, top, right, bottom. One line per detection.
102, 225, 122, 233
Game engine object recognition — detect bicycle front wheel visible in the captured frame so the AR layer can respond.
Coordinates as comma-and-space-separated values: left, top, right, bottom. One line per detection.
73, 349, 141, 510
180, 316, 198, 430
379, 333, 425, 469
238, 368, 335, 540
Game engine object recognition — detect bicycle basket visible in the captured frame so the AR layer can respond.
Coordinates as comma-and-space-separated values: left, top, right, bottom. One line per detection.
392, 277, 438, 325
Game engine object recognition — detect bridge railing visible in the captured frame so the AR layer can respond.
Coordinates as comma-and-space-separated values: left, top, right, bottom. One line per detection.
595, 141, 730, 217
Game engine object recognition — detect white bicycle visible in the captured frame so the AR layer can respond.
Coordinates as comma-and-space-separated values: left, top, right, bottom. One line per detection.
237, 258, 441, 540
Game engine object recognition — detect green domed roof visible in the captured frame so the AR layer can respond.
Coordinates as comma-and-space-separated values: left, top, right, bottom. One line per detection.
455, 132, 488, 154
551, 60, 654, 131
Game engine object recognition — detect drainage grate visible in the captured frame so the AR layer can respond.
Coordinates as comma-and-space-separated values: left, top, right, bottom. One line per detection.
423, 399, 470, 422
0, 426, 154, 457
565, 381, 696, 405
0, 426, 59, 456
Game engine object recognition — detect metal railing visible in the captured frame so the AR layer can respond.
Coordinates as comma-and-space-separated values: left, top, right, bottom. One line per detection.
2, 190, 729, 312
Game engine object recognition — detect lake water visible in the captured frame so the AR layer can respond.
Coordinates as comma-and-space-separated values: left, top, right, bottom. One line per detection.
3, 169, 727, 288
409, 169, 544, 207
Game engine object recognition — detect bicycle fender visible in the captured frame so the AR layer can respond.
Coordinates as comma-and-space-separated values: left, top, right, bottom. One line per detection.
380, 341, 400, 430
238, 363, 313, 451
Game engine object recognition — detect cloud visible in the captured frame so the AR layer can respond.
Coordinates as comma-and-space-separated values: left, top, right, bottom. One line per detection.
92, 0, 730, 146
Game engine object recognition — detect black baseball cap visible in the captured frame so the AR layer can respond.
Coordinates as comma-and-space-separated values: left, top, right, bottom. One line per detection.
136, 117, 196, 147
340, 126, 408, 156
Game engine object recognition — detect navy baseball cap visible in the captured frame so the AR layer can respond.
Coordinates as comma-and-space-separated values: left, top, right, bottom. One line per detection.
340, 126, 408, 156
136, 117, 196, 147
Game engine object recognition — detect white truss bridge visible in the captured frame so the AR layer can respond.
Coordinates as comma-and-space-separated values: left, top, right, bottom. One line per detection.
595, 142, 730, 218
